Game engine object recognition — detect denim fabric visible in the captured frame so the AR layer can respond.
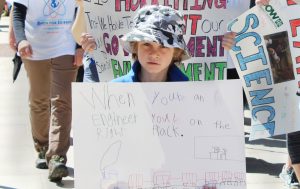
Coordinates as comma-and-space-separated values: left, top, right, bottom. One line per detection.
83, 53, 100, 82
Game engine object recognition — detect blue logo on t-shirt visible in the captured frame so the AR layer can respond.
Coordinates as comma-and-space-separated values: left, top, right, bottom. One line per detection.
51, 0, 59, 8
43, 0, 66, 17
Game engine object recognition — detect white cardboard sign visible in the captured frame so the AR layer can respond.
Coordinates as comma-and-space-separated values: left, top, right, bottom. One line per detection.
83, 0, 249, 81
228, 1, 300, 139
72, 80, 245, 189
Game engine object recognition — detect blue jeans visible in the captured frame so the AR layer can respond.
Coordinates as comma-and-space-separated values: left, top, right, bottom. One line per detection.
83, 53, 99, 82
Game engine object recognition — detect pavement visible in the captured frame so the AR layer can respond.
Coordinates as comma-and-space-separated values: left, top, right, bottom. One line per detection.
0, 16, 290, 189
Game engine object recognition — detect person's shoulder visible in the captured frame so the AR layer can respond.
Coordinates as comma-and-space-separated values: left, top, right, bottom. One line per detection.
176, 72, 189, 81
111, 75, 134, 83
168, 64, 189, 81
13, 0, 27, 7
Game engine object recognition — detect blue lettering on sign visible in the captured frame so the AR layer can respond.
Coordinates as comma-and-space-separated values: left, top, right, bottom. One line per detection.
244, 69, 273, 87
250, 88, 274, 106
251, 122, 275, 136
229, 13, 276, 136
236, 46, 267, 71
252, 105, 275, 123
236, 14, 259, 35
233, 32, 262, 51
227, 18, 238, 32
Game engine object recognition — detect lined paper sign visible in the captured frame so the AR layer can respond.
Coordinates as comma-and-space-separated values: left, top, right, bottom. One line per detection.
72, 80, 245, 189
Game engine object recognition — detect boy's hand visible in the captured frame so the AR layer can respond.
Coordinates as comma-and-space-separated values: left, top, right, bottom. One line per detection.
80, 33, 97, 53
222, 32, 236, 51
255, 0, 270, 5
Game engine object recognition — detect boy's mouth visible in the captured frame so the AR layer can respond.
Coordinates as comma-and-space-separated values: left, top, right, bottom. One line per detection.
147, 62, 159, 65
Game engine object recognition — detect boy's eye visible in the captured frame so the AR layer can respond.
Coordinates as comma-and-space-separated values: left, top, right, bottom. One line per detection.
159, 44, 169, 49
143, 42, 150, 46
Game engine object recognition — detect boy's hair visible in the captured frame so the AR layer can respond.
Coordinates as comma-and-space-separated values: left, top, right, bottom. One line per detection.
120, 5, 190, 61
130, 42, 185, 65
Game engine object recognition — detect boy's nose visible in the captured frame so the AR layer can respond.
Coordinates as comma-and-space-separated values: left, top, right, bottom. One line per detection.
149, 49, 160, 60
149, 53, 159, 61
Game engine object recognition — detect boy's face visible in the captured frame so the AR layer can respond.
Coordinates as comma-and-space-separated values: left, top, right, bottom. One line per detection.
137, 41, 174, 75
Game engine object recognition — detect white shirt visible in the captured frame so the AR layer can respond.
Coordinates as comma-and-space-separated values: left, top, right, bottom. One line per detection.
6, 0, 14, 5
14, 0, 76, 60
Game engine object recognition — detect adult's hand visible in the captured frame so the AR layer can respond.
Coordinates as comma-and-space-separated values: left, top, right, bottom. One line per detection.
18, 40, 33, 58
222, 32, 236, 51
255, 0, 270, 6
80, 33, 96, 53
75, 0, 84, 7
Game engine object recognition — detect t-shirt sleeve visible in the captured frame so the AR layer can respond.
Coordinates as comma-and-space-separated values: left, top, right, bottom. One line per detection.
13, 0, 28, 7
13, 2, 27, 46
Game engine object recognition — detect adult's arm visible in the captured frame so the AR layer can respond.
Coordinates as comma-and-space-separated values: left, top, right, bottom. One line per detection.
13, 2, 27, 46
8, 5, 17, 51
13, 2, 32, 58
72, 0, 87, 44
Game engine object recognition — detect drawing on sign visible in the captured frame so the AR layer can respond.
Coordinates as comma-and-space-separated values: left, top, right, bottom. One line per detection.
128, 174, 143, 189
264, 31, 294, 84
100, 140, 122, 178
209, 146, 227, 160
182, 172, 197, 187
153, 171, 171, 187
72, 81, 245, 189
194, 136, 243, 162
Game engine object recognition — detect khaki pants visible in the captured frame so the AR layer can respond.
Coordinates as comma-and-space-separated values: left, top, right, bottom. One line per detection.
23, 55, 78, 162
0, 0, 5, 16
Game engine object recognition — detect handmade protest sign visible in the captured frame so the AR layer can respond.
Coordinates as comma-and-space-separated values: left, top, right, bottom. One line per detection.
72, 80, 245, 189
82, 0, 249, 81
228, 0, 300, 140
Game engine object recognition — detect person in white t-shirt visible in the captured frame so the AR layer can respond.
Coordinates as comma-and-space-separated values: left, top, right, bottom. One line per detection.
8, 2, 16, 51
13, 0, 83, 182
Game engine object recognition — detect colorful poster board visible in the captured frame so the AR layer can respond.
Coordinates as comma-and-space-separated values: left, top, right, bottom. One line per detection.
72, 80, 245, 189
228, 0, 300, 139
82, 0, 249, 81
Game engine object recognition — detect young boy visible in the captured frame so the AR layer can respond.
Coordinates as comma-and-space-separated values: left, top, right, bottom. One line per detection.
82, 6, 220, 188
81, 5, 191, 82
